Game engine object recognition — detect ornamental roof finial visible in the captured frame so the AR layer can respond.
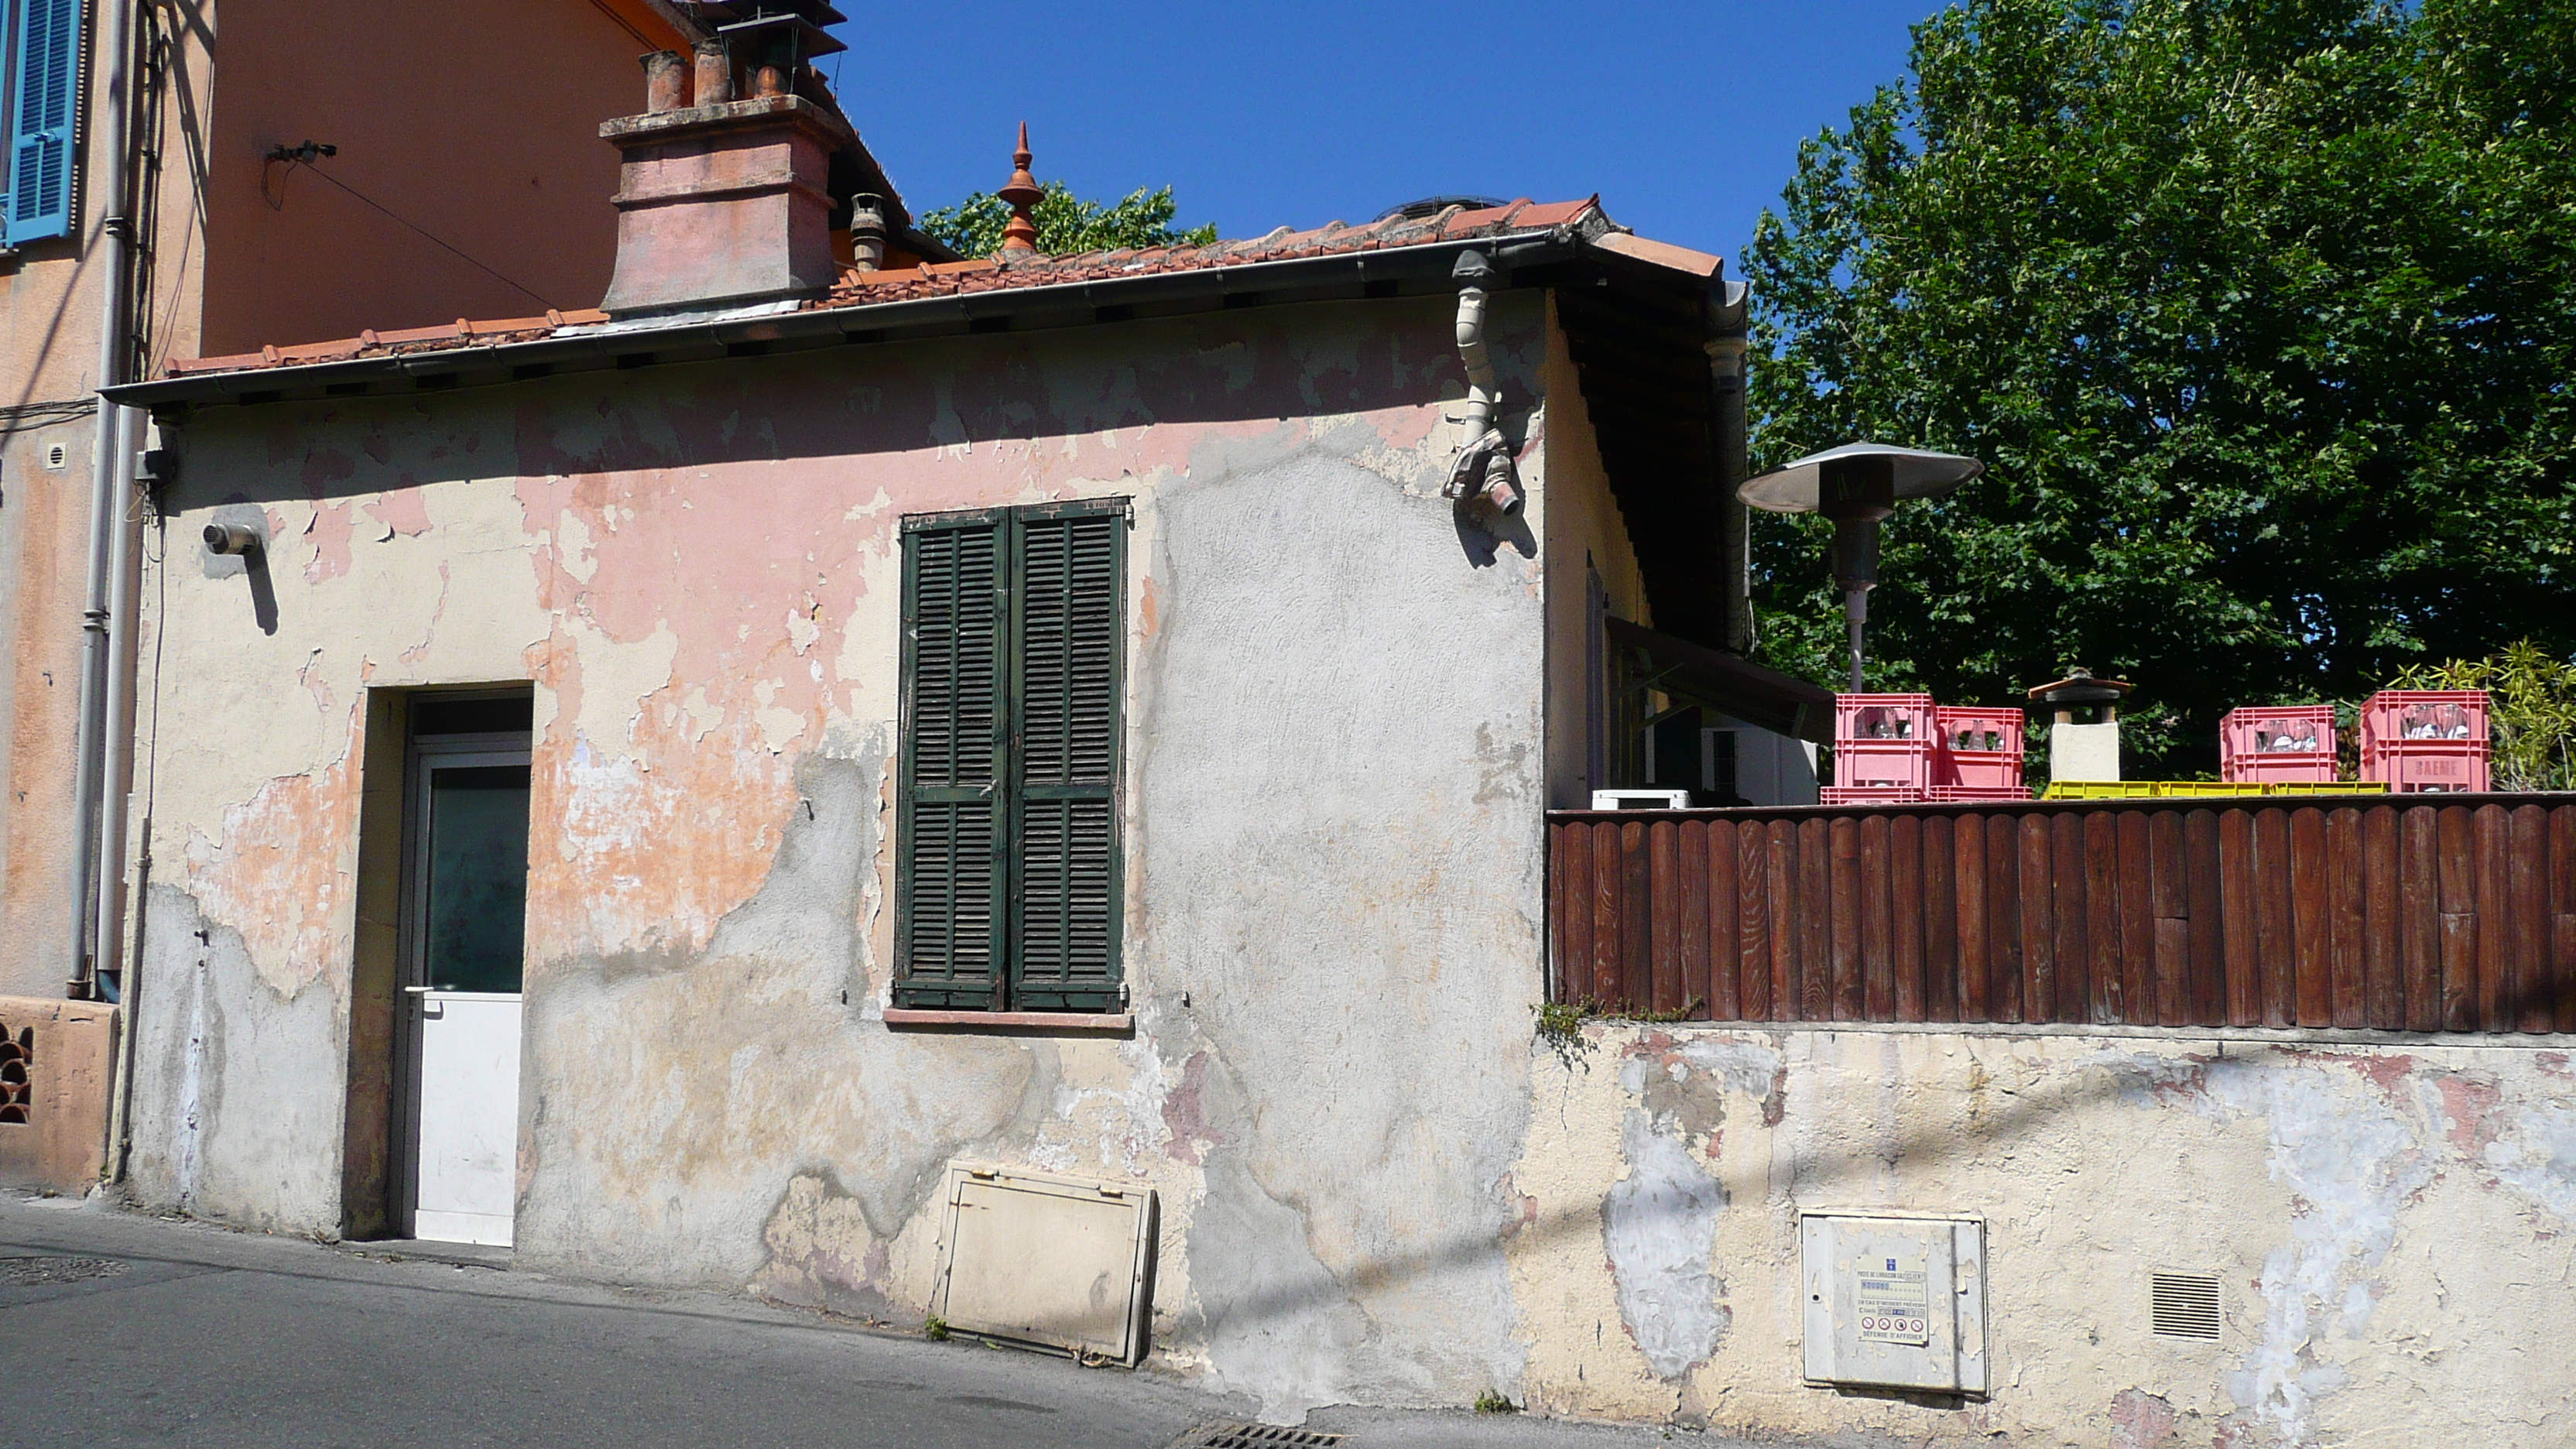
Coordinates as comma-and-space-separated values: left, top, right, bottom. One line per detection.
999, 122, 1041, 257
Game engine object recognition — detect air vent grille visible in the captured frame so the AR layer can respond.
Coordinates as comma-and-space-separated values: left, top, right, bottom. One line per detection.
2151, 1271, 2222, 1340
1164, 1423, 1343, 1448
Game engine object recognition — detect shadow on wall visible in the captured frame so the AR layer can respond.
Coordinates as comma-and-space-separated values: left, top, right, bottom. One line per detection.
1184, 1033, 2527, 1353
154, 297, 1540, 515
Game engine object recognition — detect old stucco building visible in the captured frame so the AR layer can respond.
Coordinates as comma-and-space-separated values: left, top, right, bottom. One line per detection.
26, 14, 2576, 1448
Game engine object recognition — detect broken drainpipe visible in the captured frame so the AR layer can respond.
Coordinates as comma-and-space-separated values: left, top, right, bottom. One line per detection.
1445, 249, 1523, 519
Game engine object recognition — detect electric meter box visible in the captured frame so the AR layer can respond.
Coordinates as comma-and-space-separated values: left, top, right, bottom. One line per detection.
1800, 1212, 1988, 1393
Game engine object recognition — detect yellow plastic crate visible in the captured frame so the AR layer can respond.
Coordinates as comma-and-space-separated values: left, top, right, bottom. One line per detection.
2041, 779, 2390, 800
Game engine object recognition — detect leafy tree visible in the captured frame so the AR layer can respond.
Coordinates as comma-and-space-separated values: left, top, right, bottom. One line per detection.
920, 182, 1218, 259
1743, 0, 2576, 776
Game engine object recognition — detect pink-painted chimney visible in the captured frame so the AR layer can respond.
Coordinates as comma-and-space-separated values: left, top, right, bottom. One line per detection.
597, 72, 853, 316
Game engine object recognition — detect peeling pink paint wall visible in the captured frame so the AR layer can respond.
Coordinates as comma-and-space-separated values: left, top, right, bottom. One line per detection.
124, 294, 1564, 1418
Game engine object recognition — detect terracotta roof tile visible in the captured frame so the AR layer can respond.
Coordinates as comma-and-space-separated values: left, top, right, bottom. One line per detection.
163, 197, 1616, 381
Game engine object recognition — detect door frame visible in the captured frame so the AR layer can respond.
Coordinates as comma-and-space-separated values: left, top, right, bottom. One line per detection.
391, 717, 533, 1238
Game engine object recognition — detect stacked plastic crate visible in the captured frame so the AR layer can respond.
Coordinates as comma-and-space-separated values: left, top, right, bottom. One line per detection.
2219, 705, 2338, 784
1930, 706, 2033, 801
1824, 694, 1937, 804
2361, 690, 2490, 793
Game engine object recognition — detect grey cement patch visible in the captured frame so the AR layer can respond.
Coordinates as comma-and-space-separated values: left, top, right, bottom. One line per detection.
1137, 423, 1543, 1413
517, 733, 1064, 1296
125, 883, 346, 1232
1603, 1108, 1726, 1380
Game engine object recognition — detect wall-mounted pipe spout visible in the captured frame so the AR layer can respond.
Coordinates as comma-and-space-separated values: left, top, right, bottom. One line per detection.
1444, 249, 1522, 518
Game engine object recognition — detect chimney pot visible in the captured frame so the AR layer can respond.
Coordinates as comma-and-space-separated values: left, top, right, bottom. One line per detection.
694, 39, 734, 106
753, 63, 790, 99
642, 50, 688, 113
849, 194, 887, 271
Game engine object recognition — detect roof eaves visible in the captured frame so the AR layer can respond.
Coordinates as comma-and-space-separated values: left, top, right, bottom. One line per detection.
113, 203, 1617, 409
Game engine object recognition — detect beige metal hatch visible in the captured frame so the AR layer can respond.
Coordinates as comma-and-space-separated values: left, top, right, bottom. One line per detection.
931, 1161, 1158, 1365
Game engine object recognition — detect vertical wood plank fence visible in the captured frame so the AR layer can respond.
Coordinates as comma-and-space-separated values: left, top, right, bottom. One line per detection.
1546, 797, 2576, 1033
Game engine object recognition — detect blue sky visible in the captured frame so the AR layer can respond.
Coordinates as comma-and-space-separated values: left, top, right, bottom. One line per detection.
825, 1, 1944, 269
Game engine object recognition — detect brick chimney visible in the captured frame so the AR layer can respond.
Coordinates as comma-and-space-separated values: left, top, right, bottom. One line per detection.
597, 47, 855, 317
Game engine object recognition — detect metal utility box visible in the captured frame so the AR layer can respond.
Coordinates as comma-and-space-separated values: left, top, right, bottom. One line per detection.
932, 1162, 1158, 1365
1801, 1212, 1988, 1393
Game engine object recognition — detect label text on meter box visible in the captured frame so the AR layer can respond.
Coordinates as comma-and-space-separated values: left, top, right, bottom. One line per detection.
1855, 1254, 1930, 1345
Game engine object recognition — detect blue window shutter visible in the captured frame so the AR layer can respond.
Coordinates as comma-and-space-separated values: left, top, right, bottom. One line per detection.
8, 0, 82, 243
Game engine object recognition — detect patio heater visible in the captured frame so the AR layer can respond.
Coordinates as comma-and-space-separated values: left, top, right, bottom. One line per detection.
1737, 443, 1984, 690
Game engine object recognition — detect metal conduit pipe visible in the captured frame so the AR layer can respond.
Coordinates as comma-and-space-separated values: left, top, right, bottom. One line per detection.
93, 406, 146, 998
67, 0, 142, 1001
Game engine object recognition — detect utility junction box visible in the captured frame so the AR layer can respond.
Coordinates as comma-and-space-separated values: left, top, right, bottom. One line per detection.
1800, 1211, 1988, 1393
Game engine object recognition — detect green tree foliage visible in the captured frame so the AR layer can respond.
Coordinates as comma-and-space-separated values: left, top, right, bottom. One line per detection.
2391, 641, 2576, 791
920, 182, 1218, 259
1743, 0, 2576, 774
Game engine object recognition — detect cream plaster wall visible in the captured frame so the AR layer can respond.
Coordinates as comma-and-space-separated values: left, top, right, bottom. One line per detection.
1511, 1023, 2576, 1446
121, 293, 1560, 1420
1536, 295, 1646, 812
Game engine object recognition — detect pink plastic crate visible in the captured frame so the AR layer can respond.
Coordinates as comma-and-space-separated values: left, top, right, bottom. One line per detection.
1927, 784, 2035, 802
2360, 690, 2488, 752
2220, 706, 2338, 783
1835, 693, 1936, 745
1823, 785, 1927, 806
2358, 690, 2491, 793
1934, 706, 2026, 788
1835, 738, 1936, 791
2364, 740, 2492, 793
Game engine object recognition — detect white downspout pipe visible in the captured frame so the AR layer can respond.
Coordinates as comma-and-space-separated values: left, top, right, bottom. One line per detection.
67, 0, 142, 1000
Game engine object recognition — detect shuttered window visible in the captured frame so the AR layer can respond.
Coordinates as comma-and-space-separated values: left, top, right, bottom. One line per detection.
4, 0, 84, 244
898, 500, 1127, 1012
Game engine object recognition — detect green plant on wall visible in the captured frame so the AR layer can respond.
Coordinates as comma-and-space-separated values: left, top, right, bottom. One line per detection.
2390, 640, 2576, 791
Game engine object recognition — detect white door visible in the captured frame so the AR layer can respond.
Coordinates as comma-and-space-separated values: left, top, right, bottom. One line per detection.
402, 739, 532, 1247
411, 992, 522, 1245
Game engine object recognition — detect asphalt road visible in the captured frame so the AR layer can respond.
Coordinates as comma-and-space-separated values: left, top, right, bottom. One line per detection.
0, 1193, 1697, 1449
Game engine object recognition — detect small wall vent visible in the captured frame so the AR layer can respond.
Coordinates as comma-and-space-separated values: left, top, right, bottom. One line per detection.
2151, 1271, 2222, 1340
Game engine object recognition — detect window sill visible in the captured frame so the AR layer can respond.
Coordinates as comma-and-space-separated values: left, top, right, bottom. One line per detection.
882, 1009, 1134, 1036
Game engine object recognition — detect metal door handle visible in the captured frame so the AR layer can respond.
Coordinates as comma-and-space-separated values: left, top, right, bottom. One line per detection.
403, 985, 458, 995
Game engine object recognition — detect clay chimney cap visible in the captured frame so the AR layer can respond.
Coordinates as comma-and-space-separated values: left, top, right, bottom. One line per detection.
2027, 668, 2133, 705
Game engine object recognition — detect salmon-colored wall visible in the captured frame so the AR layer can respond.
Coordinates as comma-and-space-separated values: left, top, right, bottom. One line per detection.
197, 0, 668, 354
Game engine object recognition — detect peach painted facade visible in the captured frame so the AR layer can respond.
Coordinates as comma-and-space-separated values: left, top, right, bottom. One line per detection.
0, 0, 692, 1002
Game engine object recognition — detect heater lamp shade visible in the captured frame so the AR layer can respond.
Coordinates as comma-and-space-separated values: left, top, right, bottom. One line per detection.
1738, 443, 1984, 517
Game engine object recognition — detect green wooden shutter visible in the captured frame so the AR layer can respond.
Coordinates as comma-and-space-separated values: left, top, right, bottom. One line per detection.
6, 0, 83, 243
896, 513, 1006, 1008
1009, 503, 1125, 1011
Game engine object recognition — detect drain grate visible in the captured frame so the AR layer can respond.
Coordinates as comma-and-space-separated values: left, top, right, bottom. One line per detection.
0, 1255, 129, 1288
1165, 1423, 1344, 1448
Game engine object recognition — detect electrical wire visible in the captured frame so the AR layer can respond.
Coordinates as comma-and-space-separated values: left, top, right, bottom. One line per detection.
280, 161, 554, 310
1, 399, 101, 434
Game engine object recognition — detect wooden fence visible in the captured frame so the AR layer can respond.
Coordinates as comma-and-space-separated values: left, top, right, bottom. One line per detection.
1546, 796, 2576, 1033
